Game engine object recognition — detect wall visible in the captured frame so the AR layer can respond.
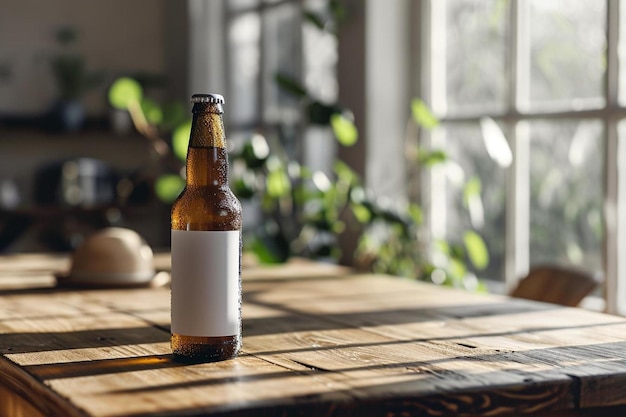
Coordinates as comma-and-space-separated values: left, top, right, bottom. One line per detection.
0, 0, 166, 115
0, 0, 189, 252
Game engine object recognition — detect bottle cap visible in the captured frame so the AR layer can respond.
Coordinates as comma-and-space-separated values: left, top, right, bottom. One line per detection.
191, 94, 225, 104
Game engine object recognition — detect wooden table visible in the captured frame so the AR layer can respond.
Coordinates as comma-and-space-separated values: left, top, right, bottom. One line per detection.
2, 254, 626, 417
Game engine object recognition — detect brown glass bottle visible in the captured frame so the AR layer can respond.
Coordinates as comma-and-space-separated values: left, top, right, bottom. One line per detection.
170, 94, 242, 362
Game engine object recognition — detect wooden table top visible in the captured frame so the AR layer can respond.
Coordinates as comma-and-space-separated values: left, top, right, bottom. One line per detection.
2, 254, 626, 417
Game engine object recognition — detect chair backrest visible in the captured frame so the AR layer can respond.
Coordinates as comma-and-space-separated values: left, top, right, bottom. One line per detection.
510, 265, 600, 307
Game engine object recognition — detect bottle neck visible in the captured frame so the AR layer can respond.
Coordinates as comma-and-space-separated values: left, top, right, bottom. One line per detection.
186, 107, 228, 187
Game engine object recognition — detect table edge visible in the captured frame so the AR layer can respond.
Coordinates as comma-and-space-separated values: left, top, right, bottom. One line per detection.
0, 355, 87, 417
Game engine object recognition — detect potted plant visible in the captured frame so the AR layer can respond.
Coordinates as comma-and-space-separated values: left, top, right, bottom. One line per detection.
49, 26, 102, 131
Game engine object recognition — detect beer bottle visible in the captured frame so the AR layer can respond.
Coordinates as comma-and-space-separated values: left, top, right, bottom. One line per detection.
170, 93, 242, 362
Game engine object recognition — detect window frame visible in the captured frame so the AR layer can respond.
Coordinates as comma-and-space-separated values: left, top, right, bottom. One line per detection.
419, 0, 625, 313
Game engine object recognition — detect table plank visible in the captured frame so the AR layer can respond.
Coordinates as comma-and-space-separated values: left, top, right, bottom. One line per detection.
244, 274, 626, 412
0, 289, 354, 416
2, 255, 626, 417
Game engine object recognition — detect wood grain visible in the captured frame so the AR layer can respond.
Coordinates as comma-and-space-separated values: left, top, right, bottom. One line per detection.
2, 254, 626, 417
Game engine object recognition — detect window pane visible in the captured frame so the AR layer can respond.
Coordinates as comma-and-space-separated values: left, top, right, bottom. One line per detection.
262, 3, 301, 124
437, 123, 507, 282
303, 19, 337, 103
528, 120, 603, 272
228, 12, 261, 125
444, 0, 508, 115
527, 1, 606, 110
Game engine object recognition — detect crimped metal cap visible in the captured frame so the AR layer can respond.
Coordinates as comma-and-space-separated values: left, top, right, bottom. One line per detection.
191, 94, 225, 104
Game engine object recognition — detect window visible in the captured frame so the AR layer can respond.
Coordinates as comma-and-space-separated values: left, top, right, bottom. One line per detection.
189, 0, 339, 233
420, 0, 625, 311
223, 0, 338, 172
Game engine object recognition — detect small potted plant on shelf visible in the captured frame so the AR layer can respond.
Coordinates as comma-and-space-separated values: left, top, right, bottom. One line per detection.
48, 26, 102, 132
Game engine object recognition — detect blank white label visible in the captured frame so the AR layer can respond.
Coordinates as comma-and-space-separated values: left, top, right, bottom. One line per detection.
171, 230, 241, 337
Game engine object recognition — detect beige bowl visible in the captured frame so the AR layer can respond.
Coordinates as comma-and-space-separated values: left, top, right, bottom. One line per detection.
58, 227, 156, 287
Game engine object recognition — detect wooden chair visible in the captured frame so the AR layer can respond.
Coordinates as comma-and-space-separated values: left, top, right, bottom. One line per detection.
510, 265, 601, 307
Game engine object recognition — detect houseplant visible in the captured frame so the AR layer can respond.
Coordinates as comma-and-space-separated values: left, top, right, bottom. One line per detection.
107, 73, 488, 291
48, 26, 102, 131
105, 0, 489, 290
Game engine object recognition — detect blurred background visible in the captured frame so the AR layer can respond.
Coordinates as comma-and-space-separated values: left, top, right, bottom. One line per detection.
1, 0, 626, 312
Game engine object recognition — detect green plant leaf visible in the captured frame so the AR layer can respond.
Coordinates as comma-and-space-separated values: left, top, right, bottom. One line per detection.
155, 174, 184, 203
172, 120, 192, 161
408, 203, 423, 225
411, 99, 439, 130
463, 176, 482, 206
108, 77, 143, 110
352, 203, 372, 223
434, 239, 451, 255
304, 11, 326, 30
418, 148, 448, 166
241, 134, 270, 169
335, 161, 358, 184
450, 243, 466, 260
161, 102, 187, 130
463, 231, 489, 270
141, 98, 163, 125
308, 101, 342, 124
233, 170, 257, 199
275, 73, 308, 98
162, 102, 187, 129
450, 258, 467, 280
463, 175, 485, 229
475, 280, 490, 293
251, 225, 290, 263
332, 221, 346, 234
330, 0, 347, 22
249, 237, 282, 264
331, 113, 358, 146
266, 169, 291, 198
